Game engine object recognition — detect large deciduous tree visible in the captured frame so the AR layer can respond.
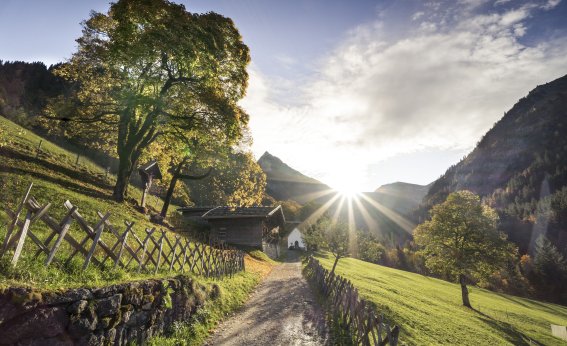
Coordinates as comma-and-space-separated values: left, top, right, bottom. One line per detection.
48, 0, 250, 201
184, 150, 266, 207
414, 190, 515, 308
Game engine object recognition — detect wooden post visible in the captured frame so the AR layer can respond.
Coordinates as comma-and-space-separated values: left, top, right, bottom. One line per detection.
82, 212, 110, 270
180, 239, 189, 273
75, 153, 80, 165
36, 140, 42, 158
1, 182, 33, 257
10, 210, 33, 266
114, 228, 130, 268
140, 184, 148, 209
169, 236, 180, 271
138, 228, 154, 272
45, 206, 77, 266
154, 231, 165, 274
140, 176, 153, 209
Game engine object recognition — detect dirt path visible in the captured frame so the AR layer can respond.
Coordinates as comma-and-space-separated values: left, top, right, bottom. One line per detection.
205, 251, 329, 346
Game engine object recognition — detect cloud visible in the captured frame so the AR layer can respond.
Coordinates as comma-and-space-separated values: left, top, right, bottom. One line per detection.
542, 0, 561, 10
241, 0, 567, 189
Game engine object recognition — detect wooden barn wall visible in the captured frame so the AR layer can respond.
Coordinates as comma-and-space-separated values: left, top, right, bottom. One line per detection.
209, 219, 263, 248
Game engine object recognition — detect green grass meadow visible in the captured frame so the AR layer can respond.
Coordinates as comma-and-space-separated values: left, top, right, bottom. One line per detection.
315, 253, 567, 346
0, 115, 184, 289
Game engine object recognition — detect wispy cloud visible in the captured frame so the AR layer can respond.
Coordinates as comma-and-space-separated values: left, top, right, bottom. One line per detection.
242, 0, 567, 190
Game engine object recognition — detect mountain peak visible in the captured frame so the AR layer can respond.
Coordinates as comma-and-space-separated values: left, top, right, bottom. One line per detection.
257, 152, 329, 203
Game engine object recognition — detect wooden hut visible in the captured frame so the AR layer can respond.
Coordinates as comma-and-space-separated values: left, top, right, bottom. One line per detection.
202, 206, 285, 249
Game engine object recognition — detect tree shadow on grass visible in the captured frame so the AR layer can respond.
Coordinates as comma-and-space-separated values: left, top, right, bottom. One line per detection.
0, 165, 112, 202
472, 308, 540, 346
0, 147, 114, 191
494, 292, 567, 317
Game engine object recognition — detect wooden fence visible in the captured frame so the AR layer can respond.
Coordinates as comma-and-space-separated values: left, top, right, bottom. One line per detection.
305, 256, 399, 346
0, 183, 245, 278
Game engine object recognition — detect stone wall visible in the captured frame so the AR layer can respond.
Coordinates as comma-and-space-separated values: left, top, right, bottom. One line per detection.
0, 275, 217, 345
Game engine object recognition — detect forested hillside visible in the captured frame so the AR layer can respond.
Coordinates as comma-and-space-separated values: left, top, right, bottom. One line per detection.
0, 60, 66, 124
420, 74, 567, 254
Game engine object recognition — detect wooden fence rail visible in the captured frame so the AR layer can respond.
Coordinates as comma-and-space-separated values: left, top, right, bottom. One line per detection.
0, 183, 245, 279
305, 256, 399, 346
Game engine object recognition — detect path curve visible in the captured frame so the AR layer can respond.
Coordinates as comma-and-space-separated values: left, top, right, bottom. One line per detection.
205, 251, 329, 346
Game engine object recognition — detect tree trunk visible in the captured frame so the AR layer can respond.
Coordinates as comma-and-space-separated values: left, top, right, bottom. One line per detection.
160, 160, 212, 218
161, 173, 179, 218
113, 164, 132, 202
330, 255, 341, 275
459, 274, 471, 308
113, 148, 139, 202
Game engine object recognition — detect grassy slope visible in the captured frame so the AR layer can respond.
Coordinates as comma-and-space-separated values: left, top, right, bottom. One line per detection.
0, 115, 274, 344
0, 115, 181, 289
315, 253, 567, 346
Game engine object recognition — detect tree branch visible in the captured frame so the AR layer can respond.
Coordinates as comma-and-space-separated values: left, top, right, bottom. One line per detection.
178, 167, 213, 180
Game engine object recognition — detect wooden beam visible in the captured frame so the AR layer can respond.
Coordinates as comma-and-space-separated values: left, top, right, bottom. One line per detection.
10, 210, 33, 266
82, 212, 110, 270
45, 206, 78, 266
1, 182, 33, 257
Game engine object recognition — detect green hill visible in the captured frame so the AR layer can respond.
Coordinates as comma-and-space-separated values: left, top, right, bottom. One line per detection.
315, 253, 567, 345
0, 115, 181, 288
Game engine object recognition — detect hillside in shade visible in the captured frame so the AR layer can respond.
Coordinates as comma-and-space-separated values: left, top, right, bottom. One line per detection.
372, 182, 431, 215
258, 151, 331, 204
419, 74, 567, 253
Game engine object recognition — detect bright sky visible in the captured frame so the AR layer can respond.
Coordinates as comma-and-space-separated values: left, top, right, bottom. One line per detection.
1, 0, 567, 192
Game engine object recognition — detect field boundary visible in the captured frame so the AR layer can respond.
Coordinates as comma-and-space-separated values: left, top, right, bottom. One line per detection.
1, 182, 245, 279
305, 256, 399, 346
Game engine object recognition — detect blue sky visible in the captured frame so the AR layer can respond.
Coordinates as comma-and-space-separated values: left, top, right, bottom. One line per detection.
1, 0, 566, 191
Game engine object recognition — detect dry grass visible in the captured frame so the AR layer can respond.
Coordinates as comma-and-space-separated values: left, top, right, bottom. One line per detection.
244, 254, 274, 278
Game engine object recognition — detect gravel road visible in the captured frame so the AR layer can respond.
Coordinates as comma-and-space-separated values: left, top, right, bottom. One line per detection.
205, 251, 329, 346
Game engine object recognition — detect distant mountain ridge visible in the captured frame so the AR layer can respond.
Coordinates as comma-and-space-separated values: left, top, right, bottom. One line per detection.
420, 74, 567, 252
258, 151, 331, 204
371, 182, 431, 215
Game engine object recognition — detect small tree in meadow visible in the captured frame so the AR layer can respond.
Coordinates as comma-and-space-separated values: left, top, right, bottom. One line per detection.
414, 190, 515, 308
326, 221, 350, 275
303, 216, 350, 274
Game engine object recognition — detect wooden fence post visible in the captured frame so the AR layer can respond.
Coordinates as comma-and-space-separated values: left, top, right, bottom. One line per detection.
138, 228, 154, 272
82, 212, 110, 270
114, 227, 130, 268
1, 182, 33, 257
45, 206, 78, 266
168, 236, 177, 271
154, 231, 165, 274
36, 140, 43, 158
180, 239, 189, 273
10, 210, 33, 266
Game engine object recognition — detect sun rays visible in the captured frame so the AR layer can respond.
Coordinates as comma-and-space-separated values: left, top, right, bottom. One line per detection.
297, 187, 417, 247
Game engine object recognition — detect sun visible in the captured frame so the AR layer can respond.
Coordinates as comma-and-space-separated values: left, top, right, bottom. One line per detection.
330, 180, 362, 197
324, 164, 366, 197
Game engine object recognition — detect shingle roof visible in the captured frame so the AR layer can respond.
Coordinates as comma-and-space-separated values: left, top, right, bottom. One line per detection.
177, 207, 216, 214
202, 205, 283, 219
138, 160, 162, 179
